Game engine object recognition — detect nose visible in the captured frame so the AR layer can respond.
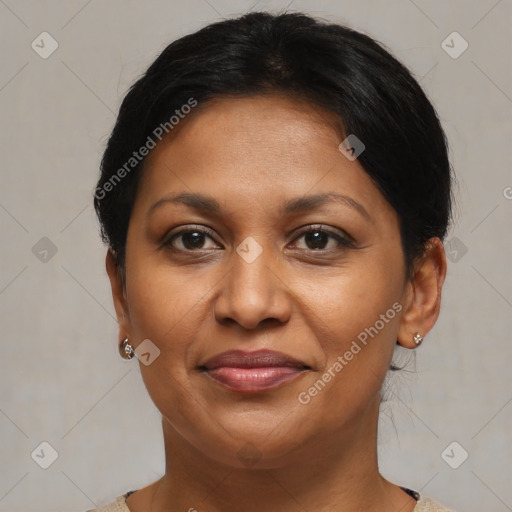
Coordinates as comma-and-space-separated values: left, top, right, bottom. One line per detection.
213, 243, 292, 330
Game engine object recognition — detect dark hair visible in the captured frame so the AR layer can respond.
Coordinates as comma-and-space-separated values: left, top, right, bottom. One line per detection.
94, 10, 453, 278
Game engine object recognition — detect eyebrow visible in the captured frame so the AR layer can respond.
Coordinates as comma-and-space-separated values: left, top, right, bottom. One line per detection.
148, 191, 372, 222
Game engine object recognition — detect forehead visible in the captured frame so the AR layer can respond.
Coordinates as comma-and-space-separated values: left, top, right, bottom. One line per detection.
134, 94, 394, 223
144, 94, 344, 175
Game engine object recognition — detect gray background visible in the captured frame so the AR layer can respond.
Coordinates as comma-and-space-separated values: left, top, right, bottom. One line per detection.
0, 0, 511, 511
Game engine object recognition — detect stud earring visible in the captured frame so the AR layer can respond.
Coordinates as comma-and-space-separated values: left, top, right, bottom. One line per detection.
119, 338, 135, 359
413, 333, 423, 346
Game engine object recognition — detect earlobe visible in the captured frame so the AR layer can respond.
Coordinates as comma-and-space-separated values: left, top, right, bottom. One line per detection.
105, 249, 132, 339
397, 238, 447, 349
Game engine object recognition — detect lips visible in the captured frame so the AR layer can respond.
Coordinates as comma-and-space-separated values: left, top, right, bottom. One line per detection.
199, 349, 311, 392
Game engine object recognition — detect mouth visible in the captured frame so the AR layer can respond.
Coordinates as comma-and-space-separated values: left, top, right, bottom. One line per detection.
198, 349, 311, 393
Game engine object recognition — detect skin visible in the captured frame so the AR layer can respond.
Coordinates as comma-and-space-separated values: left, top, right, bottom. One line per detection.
106, 94, 447, 512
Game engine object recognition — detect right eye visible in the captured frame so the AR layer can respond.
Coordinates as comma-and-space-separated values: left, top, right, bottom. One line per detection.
163, 225, 221, 252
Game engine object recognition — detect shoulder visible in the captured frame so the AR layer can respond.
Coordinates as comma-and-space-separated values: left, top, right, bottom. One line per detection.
414, 496, 456, 511
84, 491, 132, 512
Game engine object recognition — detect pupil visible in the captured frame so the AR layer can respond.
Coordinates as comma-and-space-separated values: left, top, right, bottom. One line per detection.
306, 231, 327, 250
184, 232, 204, 249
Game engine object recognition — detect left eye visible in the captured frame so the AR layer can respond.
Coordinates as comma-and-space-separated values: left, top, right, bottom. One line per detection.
290, 226, 353, 251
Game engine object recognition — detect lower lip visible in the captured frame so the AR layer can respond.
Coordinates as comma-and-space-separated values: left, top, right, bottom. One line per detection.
204, 367, 306, 392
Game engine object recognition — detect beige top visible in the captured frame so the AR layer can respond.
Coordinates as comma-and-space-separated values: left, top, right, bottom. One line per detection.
86, 491, 455, 511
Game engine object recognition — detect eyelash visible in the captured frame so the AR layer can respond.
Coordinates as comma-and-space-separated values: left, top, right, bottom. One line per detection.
162, 224, 355, 253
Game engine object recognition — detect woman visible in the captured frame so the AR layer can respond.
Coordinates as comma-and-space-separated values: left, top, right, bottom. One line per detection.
90, 10, 454, 512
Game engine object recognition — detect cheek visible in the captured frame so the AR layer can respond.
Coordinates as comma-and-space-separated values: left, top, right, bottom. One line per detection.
125, 257, 205, 344
294, 261, 402, 403
297, 258, 402, 343
124, 263, 202, 422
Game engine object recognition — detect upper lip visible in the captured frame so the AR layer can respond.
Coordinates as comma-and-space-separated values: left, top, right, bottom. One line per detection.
199, 349, 311, 370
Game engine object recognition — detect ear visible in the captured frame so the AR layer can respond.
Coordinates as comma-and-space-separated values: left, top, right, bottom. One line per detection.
105, 249, 132, 342
397, 237, 447, 349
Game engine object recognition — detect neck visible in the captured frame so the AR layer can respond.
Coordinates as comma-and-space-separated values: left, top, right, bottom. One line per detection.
133, 395, 416, 512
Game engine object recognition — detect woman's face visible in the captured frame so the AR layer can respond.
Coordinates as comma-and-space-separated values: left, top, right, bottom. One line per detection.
110, 94, 424, 468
